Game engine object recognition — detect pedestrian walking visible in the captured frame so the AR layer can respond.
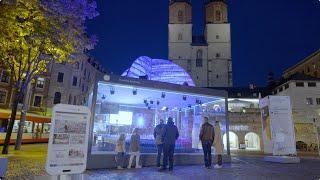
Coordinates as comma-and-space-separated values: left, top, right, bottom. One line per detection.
213, 121, 223, 168
115, 133, 126, 170
160, 117, 179, 171
199, 116, 215, 169
128, 128, 142, 169
154, 119, 165, 167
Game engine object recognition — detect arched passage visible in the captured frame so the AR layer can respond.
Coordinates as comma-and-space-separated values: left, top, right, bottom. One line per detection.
245, 132, 260, 150
223, 131, 238, 150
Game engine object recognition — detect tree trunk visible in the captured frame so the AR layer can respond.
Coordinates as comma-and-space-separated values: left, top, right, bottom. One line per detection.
2, 89, 20, 154
15, 83, 31, 150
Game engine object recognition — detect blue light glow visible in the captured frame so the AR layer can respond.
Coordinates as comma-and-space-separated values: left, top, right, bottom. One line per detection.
122, 56, 195, 86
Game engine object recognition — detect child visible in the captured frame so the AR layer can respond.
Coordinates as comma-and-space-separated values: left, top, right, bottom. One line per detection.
128, 128, 142, 169
115, 133, 126, 170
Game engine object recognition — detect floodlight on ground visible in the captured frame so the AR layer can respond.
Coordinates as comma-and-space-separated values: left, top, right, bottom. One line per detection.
161, 92, 166, 98
133, 89, 137, 95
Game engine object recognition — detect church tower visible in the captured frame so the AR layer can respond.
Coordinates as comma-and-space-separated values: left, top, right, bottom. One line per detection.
168, 0, 193, 78
168, 0, 232, 87
205, 0, 232, 87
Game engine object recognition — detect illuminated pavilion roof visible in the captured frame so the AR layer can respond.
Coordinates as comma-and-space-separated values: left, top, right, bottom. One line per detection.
121, 56, 195, 87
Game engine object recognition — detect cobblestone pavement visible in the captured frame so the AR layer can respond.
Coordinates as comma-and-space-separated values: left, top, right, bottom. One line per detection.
1, 144, 320, 180
87, 157, 320, 180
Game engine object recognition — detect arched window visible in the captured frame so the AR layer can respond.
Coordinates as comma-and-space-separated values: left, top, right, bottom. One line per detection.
196, 50, 203, 67
178, 10, 183, 22
216, 11, 221, 21
53, 92, 61, 104
197, 50, 203, 59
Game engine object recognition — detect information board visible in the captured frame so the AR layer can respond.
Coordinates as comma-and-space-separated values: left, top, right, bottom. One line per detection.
259, 96, 297, 155
46, 104, 91, 176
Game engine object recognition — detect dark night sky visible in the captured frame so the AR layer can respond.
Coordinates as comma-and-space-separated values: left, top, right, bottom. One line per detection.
87, 0, 320, 87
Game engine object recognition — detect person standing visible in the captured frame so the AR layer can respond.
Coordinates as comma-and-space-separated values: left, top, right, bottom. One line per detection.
199, 116, 215, 169
154, 119, 165, 167
115, 133, 126, 170
213, 121, 223, 168
161, 117, 179, 171
128, 128, 142, 169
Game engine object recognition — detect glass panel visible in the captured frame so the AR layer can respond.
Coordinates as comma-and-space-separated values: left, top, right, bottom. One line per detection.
91, 82, 226, 154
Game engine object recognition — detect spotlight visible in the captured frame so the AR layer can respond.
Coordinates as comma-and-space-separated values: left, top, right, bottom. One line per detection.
150, 100, 154, 104
188, 104, 192, 108
133, 89, 137, 95
110, 87, 115, 95
161, 92, 166, 98
145, 103, 149, 107
165, 107, 169, 111
144, 99, 148, 104
157, 101, 160, 105
183, 95, 187, 101
196, 99, 199, 104
102, 95, 106, 100
148, 106, 151, 110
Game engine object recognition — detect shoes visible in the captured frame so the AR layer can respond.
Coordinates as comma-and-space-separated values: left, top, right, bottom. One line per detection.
117, 166, 124, 170
214, 164, 222, 169
135, 165, 142, 169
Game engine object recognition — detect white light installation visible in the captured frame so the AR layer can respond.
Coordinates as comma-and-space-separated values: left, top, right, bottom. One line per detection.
122, 56, 195, 86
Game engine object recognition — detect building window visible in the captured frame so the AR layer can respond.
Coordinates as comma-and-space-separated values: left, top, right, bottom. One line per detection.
284, 84, 289, 89
279, 87, 283, 92
196, 50, 203, 67
68, 94, 72, 104
73, 96, 77, 105
0, 70, 10, 83
316, 98, 320, 105
216, 35, 220, 39
178, 10, 183, 22
306, 98, 313, 105
57, 72, 64, 83
216, 11, 221, 21
216, 74, 219, 79
237, 93, 241, 97
216, 53, 221, 58
53, 92, 61, 104
178, 33, 183, 40
36, 78, 45, 89
296, 82, 304, 87
33, 95, 42, 107
0, 90, 7, 104
308, 82, 316, 87
72, 76, 78, 86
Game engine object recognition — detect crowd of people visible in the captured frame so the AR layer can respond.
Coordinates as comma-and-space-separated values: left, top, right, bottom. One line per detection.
114, 116, 224, 171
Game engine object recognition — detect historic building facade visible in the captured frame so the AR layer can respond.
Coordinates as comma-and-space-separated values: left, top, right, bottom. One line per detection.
168, 0, 232, 87
273, 74, 320, 151
283, 49, 320, 79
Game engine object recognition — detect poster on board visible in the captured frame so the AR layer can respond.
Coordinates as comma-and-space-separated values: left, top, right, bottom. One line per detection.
46, 104, 91, 176
259, 96, 296, 155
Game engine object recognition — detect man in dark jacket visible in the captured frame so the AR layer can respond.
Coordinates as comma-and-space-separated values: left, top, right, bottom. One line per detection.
199, 116, 215, 168
161, 117, 179, 171
154, 119, 165, 167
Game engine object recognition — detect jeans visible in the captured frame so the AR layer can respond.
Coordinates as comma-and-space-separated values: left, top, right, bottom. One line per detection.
217, 155, 222, 166
128, 151, 140, 168
116, 152, 125, 167
157, 144, 164, 167
163, 143, 175, 169
202, 140, 213, 167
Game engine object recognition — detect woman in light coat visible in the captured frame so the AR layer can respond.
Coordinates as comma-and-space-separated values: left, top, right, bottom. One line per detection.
213, 121, 224, 168
115, 133, 126, 169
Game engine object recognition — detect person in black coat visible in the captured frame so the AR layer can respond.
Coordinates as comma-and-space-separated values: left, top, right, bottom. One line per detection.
160, 117, 179, 171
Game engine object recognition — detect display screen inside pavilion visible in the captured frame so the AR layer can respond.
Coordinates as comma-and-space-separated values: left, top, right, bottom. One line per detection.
91, 82, 226, 154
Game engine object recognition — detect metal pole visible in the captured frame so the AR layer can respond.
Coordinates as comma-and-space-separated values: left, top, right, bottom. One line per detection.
225, 97, 230, 156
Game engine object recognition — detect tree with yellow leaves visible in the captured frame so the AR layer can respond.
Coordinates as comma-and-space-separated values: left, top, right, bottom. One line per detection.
0, 0, 98, 154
